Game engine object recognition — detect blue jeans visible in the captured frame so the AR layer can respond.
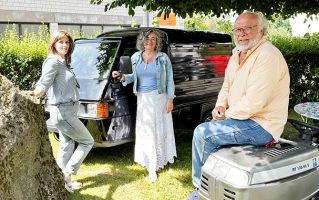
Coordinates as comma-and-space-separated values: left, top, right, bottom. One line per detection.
50, 102, 94, 175
192, 119, 273, 188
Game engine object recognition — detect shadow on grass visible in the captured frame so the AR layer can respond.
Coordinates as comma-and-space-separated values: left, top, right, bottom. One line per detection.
68, 127, 195, 200
66, 109, 307, 199
71, 165, 144, 199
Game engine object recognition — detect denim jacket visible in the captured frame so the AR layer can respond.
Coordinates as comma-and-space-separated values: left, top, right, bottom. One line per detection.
123, 51, 175, 99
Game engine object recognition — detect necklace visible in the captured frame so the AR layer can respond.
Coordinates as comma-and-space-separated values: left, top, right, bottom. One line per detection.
143, 52, 156, 70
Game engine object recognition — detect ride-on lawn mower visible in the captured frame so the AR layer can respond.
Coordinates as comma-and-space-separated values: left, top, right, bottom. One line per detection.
198, 119, 319, 200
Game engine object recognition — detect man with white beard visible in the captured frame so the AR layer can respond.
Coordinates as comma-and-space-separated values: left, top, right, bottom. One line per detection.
186, 11, 290, 200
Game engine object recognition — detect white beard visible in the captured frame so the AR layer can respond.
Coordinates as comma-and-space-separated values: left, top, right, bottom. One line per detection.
235, 34, 263, 53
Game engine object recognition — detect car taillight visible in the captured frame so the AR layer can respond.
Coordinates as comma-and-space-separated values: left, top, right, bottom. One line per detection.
97, 101, 108, 118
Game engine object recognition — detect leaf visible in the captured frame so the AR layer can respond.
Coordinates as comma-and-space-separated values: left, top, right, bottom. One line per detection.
91, 0, 319, 19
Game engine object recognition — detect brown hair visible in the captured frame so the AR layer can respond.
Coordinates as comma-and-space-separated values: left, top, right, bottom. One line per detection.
48, 30, 74, 65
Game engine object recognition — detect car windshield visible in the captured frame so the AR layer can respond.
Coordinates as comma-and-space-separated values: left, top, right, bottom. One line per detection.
71, 41, 120, 79
71, 40, 120, 100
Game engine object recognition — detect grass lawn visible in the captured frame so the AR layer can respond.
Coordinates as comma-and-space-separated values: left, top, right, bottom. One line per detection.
49, 109, 304, 200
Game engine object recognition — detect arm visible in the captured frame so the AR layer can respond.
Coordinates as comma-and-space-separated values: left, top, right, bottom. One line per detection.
164, 54, 175, 113
165, 53, 175, 99
29, 58, 58, 97
122, 74, 134, 86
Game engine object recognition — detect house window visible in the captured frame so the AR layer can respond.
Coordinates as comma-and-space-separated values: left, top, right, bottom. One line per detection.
0, 23, 48, 37
58, 24, 81, 36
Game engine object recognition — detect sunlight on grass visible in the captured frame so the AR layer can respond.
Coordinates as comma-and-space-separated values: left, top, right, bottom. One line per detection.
47, 109, 305, 200
48, 133, 193, 200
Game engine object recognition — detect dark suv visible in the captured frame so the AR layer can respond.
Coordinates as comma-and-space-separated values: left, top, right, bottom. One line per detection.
45, 27, 232, 147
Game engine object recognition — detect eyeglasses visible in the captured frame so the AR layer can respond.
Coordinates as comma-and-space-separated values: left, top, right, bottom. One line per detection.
232, 25, 258, 34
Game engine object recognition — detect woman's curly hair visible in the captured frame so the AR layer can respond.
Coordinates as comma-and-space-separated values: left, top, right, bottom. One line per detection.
136, 28, 163, 52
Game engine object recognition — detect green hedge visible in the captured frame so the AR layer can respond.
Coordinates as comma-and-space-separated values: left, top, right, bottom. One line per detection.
0, 28, 318, 107
271, 34, 319, 106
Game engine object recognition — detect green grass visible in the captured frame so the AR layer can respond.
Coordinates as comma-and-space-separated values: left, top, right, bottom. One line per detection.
48, 109, 305, 200
49, 128, 194, 200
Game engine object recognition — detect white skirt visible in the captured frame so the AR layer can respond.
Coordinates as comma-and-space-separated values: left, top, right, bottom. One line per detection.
134, 90, 177, 173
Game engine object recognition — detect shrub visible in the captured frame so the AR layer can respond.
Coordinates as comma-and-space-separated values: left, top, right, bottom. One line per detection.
271, 34, 319, 106
0, 26, 318, 107
0, 26, 48, 90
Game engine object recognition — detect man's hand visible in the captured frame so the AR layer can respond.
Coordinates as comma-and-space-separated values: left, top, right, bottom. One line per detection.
212, 106, 226, 121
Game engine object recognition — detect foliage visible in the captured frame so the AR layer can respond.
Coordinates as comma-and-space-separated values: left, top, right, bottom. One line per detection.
271, 34, 319, 106
0, 26, 49, 90
184, 14, 214, 31
267, 15, 292, 38
215, 18, 233, 36
90, 0, 319, 20
185, 14, 292, 41
0, 26, 98, 90
185, 14, 233, 37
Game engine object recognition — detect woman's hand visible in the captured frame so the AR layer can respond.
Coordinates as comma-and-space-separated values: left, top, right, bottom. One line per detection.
166, 99, 174, 113
112, 71, 122, 80
25, 90, 35, 96
212, 106, 226, 121
25, 87, 45, 97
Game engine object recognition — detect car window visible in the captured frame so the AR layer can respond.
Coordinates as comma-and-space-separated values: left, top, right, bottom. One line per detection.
71, 41, 120, 79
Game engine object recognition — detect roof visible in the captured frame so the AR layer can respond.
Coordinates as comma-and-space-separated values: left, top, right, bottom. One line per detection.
97, 27, 232, 44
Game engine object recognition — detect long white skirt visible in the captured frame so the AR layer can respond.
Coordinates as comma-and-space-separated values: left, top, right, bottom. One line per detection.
134, 90, 177, 173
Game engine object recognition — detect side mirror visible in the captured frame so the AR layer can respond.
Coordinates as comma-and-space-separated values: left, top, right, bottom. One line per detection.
119, 56, 132, 74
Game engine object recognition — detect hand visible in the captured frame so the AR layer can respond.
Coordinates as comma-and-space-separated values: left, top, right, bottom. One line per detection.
24, 90, 35, 96
25, 87, 45, 97
212, 106, 226, 121
165, 99, 173, 113
112, 71, 122, 80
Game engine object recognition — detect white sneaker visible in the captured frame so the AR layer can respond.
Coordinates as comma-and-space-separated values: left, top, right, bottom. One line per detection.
64, 183, 74, 193
148, 172, 157, 182
70, 181, 83, 190
63, 172, 83, 191
63, 172, 72, 184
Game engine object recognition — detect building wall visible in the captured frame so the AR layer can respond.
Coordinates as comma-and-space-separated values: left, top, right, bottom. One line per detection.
0, 0, 184, 36
0, 0, 144, 35
0, 0, 144, 23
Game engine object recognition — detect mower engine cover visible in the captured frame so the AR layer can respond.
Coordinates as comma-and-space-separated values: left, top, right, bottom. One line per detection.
199, 138, 319, 200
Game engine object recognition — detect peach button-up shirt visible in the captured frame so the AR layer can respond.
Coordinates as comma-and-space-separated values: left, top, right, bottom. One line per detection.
215, 37, 290, 141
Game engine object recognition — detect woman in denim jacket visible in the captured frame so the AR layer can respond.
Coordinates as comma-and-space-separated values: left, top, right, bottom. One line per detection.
112, 28, 177, 182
